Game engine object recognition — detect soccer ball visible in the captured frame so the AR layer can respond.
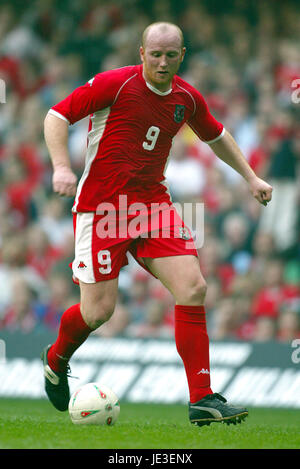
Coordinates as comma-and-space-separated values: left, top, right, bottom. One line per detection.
68, 382, 120, 425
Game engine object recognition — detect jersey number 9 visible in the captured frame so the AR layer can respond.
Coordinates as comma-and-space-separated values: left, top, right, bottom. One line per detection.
143, 126, 160, 151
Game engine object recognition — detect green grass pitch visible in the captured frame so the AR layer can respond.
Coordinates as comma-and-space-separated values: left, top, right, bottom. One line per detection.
0, 398, 299, 449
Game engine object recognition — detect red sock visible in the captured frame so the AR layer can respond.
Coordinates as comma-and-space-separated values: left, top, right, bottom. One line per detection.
174, 304, 213, 404
47, 303, 92, 372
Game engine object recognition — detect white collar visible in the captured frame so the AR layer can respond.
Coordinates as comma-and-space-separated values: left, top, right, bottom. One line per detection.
145, 80, 172, 96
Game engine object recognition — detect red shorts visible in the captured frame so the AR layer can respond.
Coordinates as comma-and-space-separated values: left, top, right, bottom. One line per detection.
71, 205, 198, 283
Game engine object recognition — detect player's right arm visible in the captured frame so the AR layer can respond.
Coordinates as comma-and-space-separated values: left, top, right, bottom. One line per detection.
44, 112, 78, 197
44, 66, 136, 197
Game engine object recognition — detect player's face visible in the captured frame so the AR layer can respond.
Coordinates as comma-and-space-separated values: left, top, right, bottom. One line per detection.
140, 32, 186, 92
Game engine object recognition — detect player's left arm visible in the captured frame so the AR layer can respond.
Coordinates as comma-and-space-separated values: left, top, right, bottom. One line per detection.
186, 84, 273, 206
209, 129, 273, 206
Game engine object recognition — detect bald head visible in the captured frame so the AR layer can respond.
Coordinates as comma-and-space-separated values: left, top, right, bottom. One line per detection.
140, 22, 186, 92
142, 22, 184, 49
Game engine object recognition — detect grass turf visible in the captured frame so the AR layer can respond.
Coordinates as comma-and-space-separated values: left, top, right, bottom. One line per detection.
0, 398, 299, 449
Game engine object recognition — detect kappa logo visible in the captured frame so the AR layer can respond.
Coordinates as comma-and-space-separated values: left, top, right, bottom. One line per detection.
197, 368, 210, 375
78, 261, 87, 269
174, 104, 185, 123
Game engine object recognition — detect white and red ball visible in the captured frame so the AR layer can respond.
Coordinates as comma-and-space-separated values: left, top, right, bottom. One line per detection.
69, 382, 120, 425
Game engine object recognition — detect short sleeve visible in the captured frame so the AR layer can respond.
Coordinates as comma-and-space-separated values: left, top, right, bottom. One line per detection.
50, 67, 135, 125
187, 89, 224, 143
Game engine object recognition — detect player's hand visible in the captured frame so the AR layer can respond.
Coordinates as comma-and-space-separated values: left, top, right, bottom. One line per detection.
52, 165, 78, 197
248, 176, 273, 206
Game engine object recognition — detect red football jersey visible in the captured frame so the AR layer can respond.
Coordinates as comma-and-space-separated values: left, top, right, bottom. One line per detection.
49, 64, 224, 213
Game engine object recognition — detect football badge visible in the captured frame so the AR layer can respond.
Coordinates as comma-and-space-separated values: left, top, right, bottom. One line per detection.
174, 104, 185, 123
178, 227, 191, 240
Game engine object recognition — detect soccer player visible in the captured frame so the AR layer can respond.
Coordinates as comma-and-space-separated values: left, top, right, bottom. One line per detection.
41, 22, 272, 426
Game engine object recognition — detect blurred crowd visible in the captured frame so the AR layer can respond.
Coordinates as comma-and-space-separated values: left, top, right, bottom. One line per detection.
0, 0, 299, 342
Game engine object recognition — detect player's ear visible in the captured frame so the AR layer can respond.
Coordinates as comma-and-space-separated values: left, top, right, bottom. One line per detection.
180, 47, 186, 63
139, 46, 145, 63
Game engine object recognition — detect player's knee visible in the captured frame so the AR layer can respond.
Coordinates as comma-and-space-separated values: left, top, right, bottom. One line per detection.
190, 278, 207, 304
80, 301, 115, 330
178, 277, 207, 305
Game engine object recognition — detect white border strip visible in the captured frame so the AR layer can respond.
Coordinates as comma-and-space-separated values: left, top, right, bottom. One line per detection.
73, 107, 111, 212
189, 123, 226, 144
113, 73, 138, 105
176, 84, 196, 115
48, 109, 70, 124
204, 127, 226, 144
72, 212, 96, 283
145, 81, 172, 96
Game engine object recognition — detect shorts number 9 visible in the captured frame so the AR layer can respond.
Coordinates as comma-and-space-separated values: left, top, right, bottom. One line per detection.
98, 250, 112, 274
